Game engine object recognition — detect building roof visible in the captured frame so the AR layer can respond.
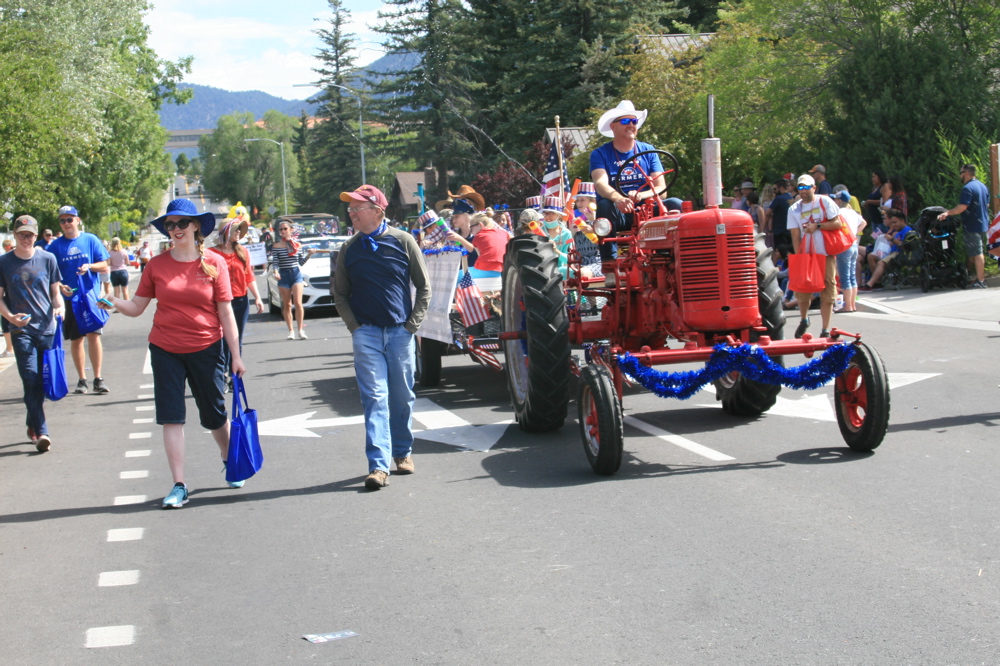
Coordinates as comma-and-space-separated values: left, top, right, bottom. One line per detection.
543, 127, 596, 154
391, 172, 426, 208
640, 33, 715, 61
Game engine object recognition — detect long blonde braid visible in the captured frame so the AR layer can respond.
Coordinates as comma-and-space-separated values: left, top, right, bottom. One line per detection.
194, 229, 219, 278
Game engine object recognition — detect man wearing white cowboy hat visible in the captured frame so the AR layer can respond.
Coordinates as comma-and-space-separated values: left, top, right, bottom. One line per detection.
590, 100, 682, 257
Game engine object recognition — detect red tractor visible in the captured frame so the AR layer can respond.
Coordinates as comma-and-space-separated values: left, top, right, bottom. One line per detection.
499, 145, 890, 475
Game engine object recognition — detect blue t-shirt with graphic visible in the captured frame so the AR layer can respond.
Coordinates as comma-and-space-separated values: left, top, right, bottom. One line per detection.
0, 250, 62, 335
46, 232, 109, 294
589, 141, 663, 202
959, 178, 990, 233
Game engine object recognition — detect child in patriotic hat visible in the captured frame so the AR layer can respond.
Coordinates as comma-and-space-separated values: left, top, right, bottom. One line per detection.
541, 196, 574, 276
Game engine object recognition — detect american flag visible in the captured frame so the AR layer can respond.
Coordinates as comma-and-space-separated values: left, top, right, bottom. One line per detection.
470, 345, 503, 372
455, 271, 490, 327
542, 141, 568, 198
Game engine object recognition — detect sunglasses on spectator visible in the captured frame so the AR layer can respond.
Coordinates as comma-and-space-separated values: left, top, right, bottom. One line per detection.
617, 118, 639, 126
347, 206, 374, 213
164, 219, 194, 231
797, 185, 813, 190
58, 217, 75, 224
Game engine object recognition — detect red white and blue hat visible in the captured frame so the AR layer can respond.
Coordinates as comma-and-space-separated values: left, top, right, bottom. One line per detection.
418, 210, 440, 227
525, 196, 543, 210
542, 196, 564, 214
577, 182, 596, 198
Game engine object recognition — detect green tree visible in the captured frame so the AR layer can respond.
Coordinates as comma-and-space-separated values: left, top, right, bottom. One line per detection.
175, 153, 191, 175
200, 111, 300, 215
371, 0, 481, 200
306, 0, 366, 212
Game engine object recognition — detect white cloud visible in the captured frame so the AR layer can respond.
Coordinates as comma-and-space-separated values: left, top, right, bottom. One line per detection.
145, 1, 387, 99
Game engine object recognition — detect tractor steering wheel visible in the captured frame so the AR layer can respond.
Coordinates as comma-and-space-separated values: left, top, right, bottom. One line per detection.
611, 150, 680, 202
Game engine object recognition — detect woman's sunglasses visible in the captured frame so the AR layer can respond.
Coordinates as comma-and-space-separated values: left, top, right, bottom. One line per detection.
164, 219, 194, 231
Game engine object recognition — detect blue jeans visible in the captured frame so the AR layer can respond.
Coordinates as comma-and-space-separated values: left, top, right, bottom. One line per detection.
12, 329, 55, 436
836, 244, 859, 288
351, 324, 415, 473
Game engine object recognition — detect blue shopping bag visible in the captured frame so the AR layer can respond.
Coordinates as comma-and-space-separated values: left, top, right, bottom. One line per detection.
226, 374, 263, 483
43, 316, 69, 401
71, 270, 110, 335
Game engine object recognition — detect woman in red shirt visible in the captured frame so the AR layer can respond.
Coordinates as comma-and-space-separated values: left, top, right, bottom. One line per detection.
103, 198, 246, 509
209, 217, 263, 390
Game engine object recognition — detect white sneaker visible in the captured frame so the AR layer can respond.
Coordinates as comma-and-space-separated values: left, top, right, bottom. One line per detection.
298, 329, 308, 340
286, 330, 296, 340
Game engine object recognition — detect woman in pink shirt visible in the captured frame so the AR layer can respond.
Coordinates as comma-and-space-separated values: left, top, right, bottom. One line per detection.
103, 198, 245, 509
107, 237, 132, 301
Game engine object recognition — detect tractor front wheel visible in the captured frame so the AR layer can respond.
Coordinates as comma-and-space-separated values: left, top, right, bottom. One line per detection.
835, 341, 890, 451
579, 364, 624, 475
714, 232, 786, 415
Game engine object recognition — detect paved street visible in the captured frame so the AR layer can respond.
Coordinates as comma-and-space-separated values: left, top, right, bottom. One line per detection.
1, 273, 998, 663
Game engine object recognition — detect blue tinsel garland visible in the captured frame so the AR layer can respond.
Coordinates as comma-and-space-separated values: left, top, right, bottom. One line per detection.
422, 245, 468, 256
616, 342, 857, 400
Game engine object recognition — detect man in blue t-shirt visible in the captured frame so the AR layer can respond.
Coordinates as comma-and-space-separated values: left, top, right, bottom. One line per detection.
590, 100, 682, 259
809, 165, 833, 196
765, 178, 795, 249
46, 205, 111, 394
938, 163, 991, 287
0, 215, 65, 451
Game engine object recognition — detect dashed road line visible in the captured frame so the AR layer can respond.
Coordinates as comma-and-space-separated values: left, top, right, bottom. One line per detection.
624, 416, 735, 462
85, 625, 135, 648
132, 418, 154, 424
113, 496, 147, 506
139, 383, 154, 389
119, 471, 149, 479
125, 450, 151, 457
135, 406, 154, 412
98, 571, 139, 587
137, 394, 154, 399
128, 432, 152, 439
107, 528, 144, 542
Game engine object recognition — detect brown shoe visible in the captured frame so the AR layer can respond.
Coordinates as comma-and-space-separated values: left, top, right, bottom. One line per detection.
393, 456, 415, 474
35, 434, 51, 453
365, 469, 389, 490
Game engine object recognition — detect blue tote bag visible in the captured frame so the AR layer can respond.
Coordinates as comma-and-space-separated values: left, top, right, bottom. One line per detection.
43, 316, 69, 401
71, 270, 110, 335
226, 374, 263, 483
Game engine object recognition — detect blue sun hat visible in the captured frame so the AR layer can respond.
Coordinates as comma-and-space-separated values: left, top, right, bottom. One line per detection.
150, 198, 217, 238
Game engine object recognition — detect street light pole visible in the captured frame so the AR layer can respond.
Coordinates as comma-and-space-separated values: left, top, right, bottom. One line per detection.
244, 138, 288, 215
327, 84, 366, 184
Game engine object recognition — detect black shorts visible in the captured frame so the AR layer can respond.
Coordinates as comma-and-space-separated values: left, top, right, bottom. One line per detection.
63, 302, 103, 341
149, 340, 227, 430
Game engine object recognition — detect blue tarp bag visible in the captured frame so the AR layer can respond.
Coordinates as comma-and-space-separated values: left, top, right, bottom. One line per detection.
226, 374, 263, 483
71, 270, 110, 335
43, 316, 69, 401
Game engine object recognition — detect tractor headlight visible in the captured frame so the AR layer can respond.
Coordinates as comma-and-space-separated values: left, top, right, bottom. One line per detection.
594, 217, 613, 237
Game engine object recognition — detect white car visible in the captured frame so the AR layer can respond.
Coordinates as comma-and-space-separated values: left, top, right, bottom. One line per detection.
265, 236, 349, 314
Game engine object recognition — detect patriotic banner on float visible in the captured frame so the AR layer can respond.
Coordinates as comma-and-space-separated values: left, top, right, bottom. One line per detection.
415, 251, 463, 345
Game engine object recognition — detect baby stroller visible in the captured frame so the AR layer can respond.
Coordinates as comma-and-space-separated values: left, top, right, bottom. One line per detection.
913, 206, 968, 292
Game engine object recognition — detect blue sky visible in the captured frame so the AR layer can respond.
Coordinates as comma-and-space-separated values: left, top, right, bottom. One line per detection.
145, 0, 387, 100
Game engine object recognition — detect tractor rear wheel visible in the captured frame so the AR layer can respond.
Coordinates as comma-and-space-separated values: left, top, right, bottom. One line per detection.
714, 232, 786, 416
501, 235, 571, 431
835, 341, 890, 451
579, 364, 624, 475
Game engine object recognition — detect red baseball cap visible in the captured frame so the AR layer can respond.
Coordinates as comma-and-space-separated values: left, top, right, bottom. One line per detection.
340, 184, 388, 209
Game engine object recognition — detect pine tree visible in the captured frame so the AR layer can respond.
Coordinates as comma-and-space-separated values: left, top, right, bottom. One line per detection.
307, 0, 364, 212
370, 0, 481, 201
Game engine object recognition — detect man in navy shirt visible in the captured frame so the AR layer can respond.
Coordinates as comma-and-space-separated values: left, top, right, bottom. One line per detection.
938, 164, 991, 287
809, 165, 833, 196
765, 178, 794, 249
333, 185, 431, 490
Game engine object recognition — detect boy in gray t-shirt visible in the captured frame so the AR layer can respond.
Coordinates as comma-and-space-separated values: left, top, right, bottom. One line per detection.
0, 215, 65, 452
